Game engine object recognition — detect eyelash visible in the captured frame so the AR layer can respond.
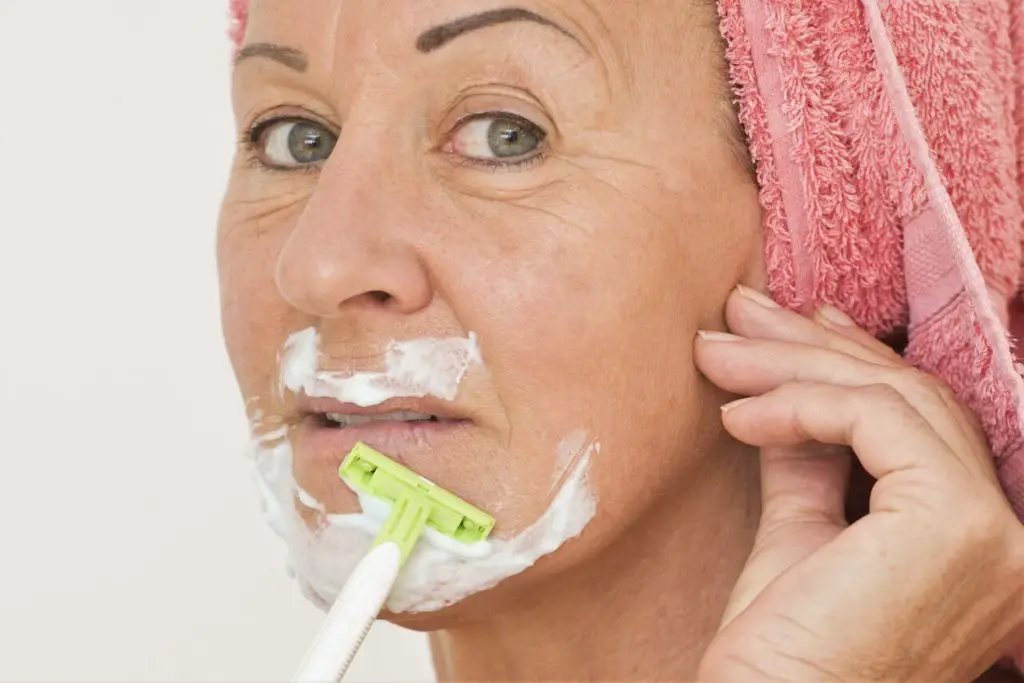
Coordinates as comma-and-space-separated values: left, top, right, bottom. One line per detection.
239, 111, 550, 173
447, 150, 548, 172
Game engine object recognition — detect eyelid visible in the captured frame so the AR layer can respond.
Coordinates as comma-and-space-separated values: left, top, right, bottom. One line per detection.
449, 110, 546, 135
437, 89, 557, 140
246, 112, 338, 142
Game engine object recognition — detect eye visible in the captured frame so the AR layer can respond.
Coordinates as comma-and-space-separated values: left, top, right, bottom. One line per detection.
250, 118, 337, 168
448, 113, 547, 164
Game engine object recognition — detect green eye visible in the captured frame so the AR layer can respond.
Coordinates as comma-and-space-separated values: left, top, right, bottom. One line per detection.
253, 119, 337, 168
451, 113, 547, 163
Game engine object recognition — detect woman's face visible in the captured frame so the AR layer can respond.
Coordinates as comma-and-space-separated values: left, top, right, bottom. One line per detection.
219, 0, 763, 622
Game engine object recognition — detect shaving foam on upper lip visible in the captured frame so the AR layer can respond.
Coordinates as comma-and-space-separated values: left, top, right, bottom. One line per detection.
279, 327, 481, 406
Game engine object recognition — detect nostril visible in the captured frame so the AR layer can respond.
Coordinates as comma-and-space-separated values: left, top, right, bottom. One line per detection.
333, 289, 398, 313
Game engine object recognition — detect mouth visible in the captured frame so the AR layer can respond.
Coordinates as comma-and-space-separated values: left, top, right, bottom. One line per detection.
319, 410, 442, 429
291, 398, 472, 480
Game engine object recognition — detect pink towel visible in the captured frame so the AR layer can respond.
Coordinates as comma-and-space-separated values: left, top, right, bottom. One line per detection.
716, 0, 1024, 670
228, 0, 1024, 669
228, 0, 247, 50
716, 0, 1024, 513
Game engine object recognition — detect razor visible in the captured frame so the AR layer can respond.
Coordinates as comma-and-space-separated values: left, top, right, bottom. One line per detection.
339, 442, 495, 564
292, 442, 495, 683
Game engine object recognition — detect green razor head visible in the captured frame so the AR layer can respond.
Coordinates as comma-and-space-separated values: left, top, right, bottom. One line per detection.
339, 442, 496, 564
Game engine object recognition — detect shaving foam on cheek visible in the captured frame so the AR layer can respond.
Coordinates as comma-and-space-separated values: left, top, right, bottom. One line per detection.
248, 427, 600, 614
305, 436, 598, 613
386, 438, 598, 612
279, 327, 481, 405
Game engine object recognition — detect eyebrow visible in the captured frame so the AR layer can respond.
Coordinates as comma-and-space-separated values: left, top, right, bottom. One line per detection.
416, 7, 584, 53
234, 43, 309, 72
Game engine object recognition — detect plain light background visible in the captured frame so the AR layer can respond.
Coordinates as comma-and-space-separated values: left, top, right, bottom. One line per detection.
0, 1, 434, 680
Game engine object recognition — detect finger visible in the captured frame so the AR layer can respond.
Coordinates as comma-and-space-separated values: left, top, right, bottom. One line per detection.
721, 381, 955, 483
724, 288, 980, 468
760, 443, 852, 529
813, 306, 906, 362
696, 335, 899, 398
719, 444, 851, 629
695, 335, 992, 481
727, 286, 904, 367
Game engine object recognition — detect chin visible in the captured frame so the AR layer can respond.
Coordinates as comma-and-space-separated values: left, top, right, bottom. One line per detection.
380, 574, 529, 631
383, 532, 605, 631
382, 608, 471, 632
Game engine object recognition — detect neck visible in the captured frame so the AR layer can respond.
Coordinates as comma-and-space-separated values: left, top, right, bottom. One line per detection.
430, 441, 761, 681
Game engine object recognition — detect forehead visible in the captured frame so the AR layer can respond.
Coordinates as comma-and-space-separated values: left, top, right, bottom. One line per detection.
239, 0, 681, 65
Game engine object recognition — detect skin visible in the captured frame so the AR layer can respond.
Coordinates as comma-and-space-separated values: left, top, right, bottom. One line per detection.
218, 0, 1024, 680
696, 295, 1023, 683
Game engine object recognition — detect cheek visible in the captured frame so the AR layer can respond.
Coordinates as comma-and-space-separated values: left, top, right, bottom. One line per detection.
441, 189, 721, 528
217, 196, 305, 415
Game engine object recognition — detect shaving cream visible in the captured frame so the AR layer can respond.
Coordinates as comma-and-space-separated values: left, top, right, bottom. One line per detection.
247, 328, 599, 613
249, 431, 598, 613
279, 327, 481, 406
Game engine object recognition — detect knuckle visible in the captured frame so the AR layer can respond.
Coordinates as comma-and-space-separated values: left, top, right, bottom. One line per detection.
882, 366, 970, 419
924, 376, 963, 416
932, 379, 960, 408
1008, 525, 1024, 577
884, 366, 936, 397
858, 382, 905, 407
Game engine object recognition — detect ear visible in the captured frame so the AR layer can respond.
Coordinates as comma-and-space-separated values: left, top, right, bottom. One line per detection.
736, 220, 768, 299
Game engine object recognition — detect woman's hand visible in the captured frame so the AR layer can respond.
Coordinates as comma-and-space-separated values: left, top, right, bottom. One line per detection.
693, 285, 1024, 683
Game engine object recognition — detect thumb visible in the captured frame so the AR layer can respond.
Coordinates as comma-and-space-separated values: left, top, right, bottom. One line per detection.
719, 442, 852, 629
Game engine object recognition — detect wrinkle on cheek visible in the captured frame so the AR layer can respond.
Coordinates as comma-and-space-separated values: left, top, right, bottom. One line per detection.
219, 227, 307, 432
555, 153, 678, 226
234, 181, 313, 213
567, 148, 664, 175
507, 200, 598, 241
434, 164, 560, 205
221, 184, 312, 240
446, 180, 552, 205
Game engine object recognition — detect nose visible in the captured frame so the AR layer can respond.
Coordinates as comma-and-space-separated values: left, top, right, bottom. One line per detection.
275, 151, 433, 319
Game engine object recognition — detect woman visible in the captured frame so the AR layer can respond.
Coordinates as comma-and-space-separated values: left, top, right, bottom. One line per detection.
219, 0, 1024, 680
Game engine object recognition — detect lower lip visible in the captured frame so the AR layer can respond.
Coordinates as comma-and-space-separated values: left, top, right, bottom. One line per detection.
293, 415, 469, 470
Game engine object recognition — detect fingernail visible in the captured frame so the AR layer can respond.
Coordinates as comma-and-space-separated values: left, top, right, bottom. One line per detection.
818, 304, 855, 327
697, 330, 744, 342
721, 396, 755, 412
736, 284, 780, 308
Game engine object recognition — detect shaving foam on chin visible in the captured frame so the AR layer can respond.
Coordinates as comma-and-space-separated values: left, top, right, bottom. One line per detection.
279, 327, 481, 405
248, 428, 599, 614
336, 436, 597, 613
248, 327, 600, 613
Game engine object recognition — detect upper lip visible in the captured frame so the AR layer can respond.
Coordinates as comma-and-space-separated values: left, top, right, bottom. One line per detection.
298, 396, 472, 423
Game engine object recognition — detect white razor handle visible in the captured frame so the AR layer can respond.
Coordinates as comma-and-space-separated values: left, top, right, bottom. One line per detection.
291, 542, 402, 683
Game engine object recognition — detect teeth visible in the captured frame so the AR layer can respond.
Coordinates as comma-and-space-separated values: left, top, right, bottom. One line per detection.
325, 411, 436, 428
